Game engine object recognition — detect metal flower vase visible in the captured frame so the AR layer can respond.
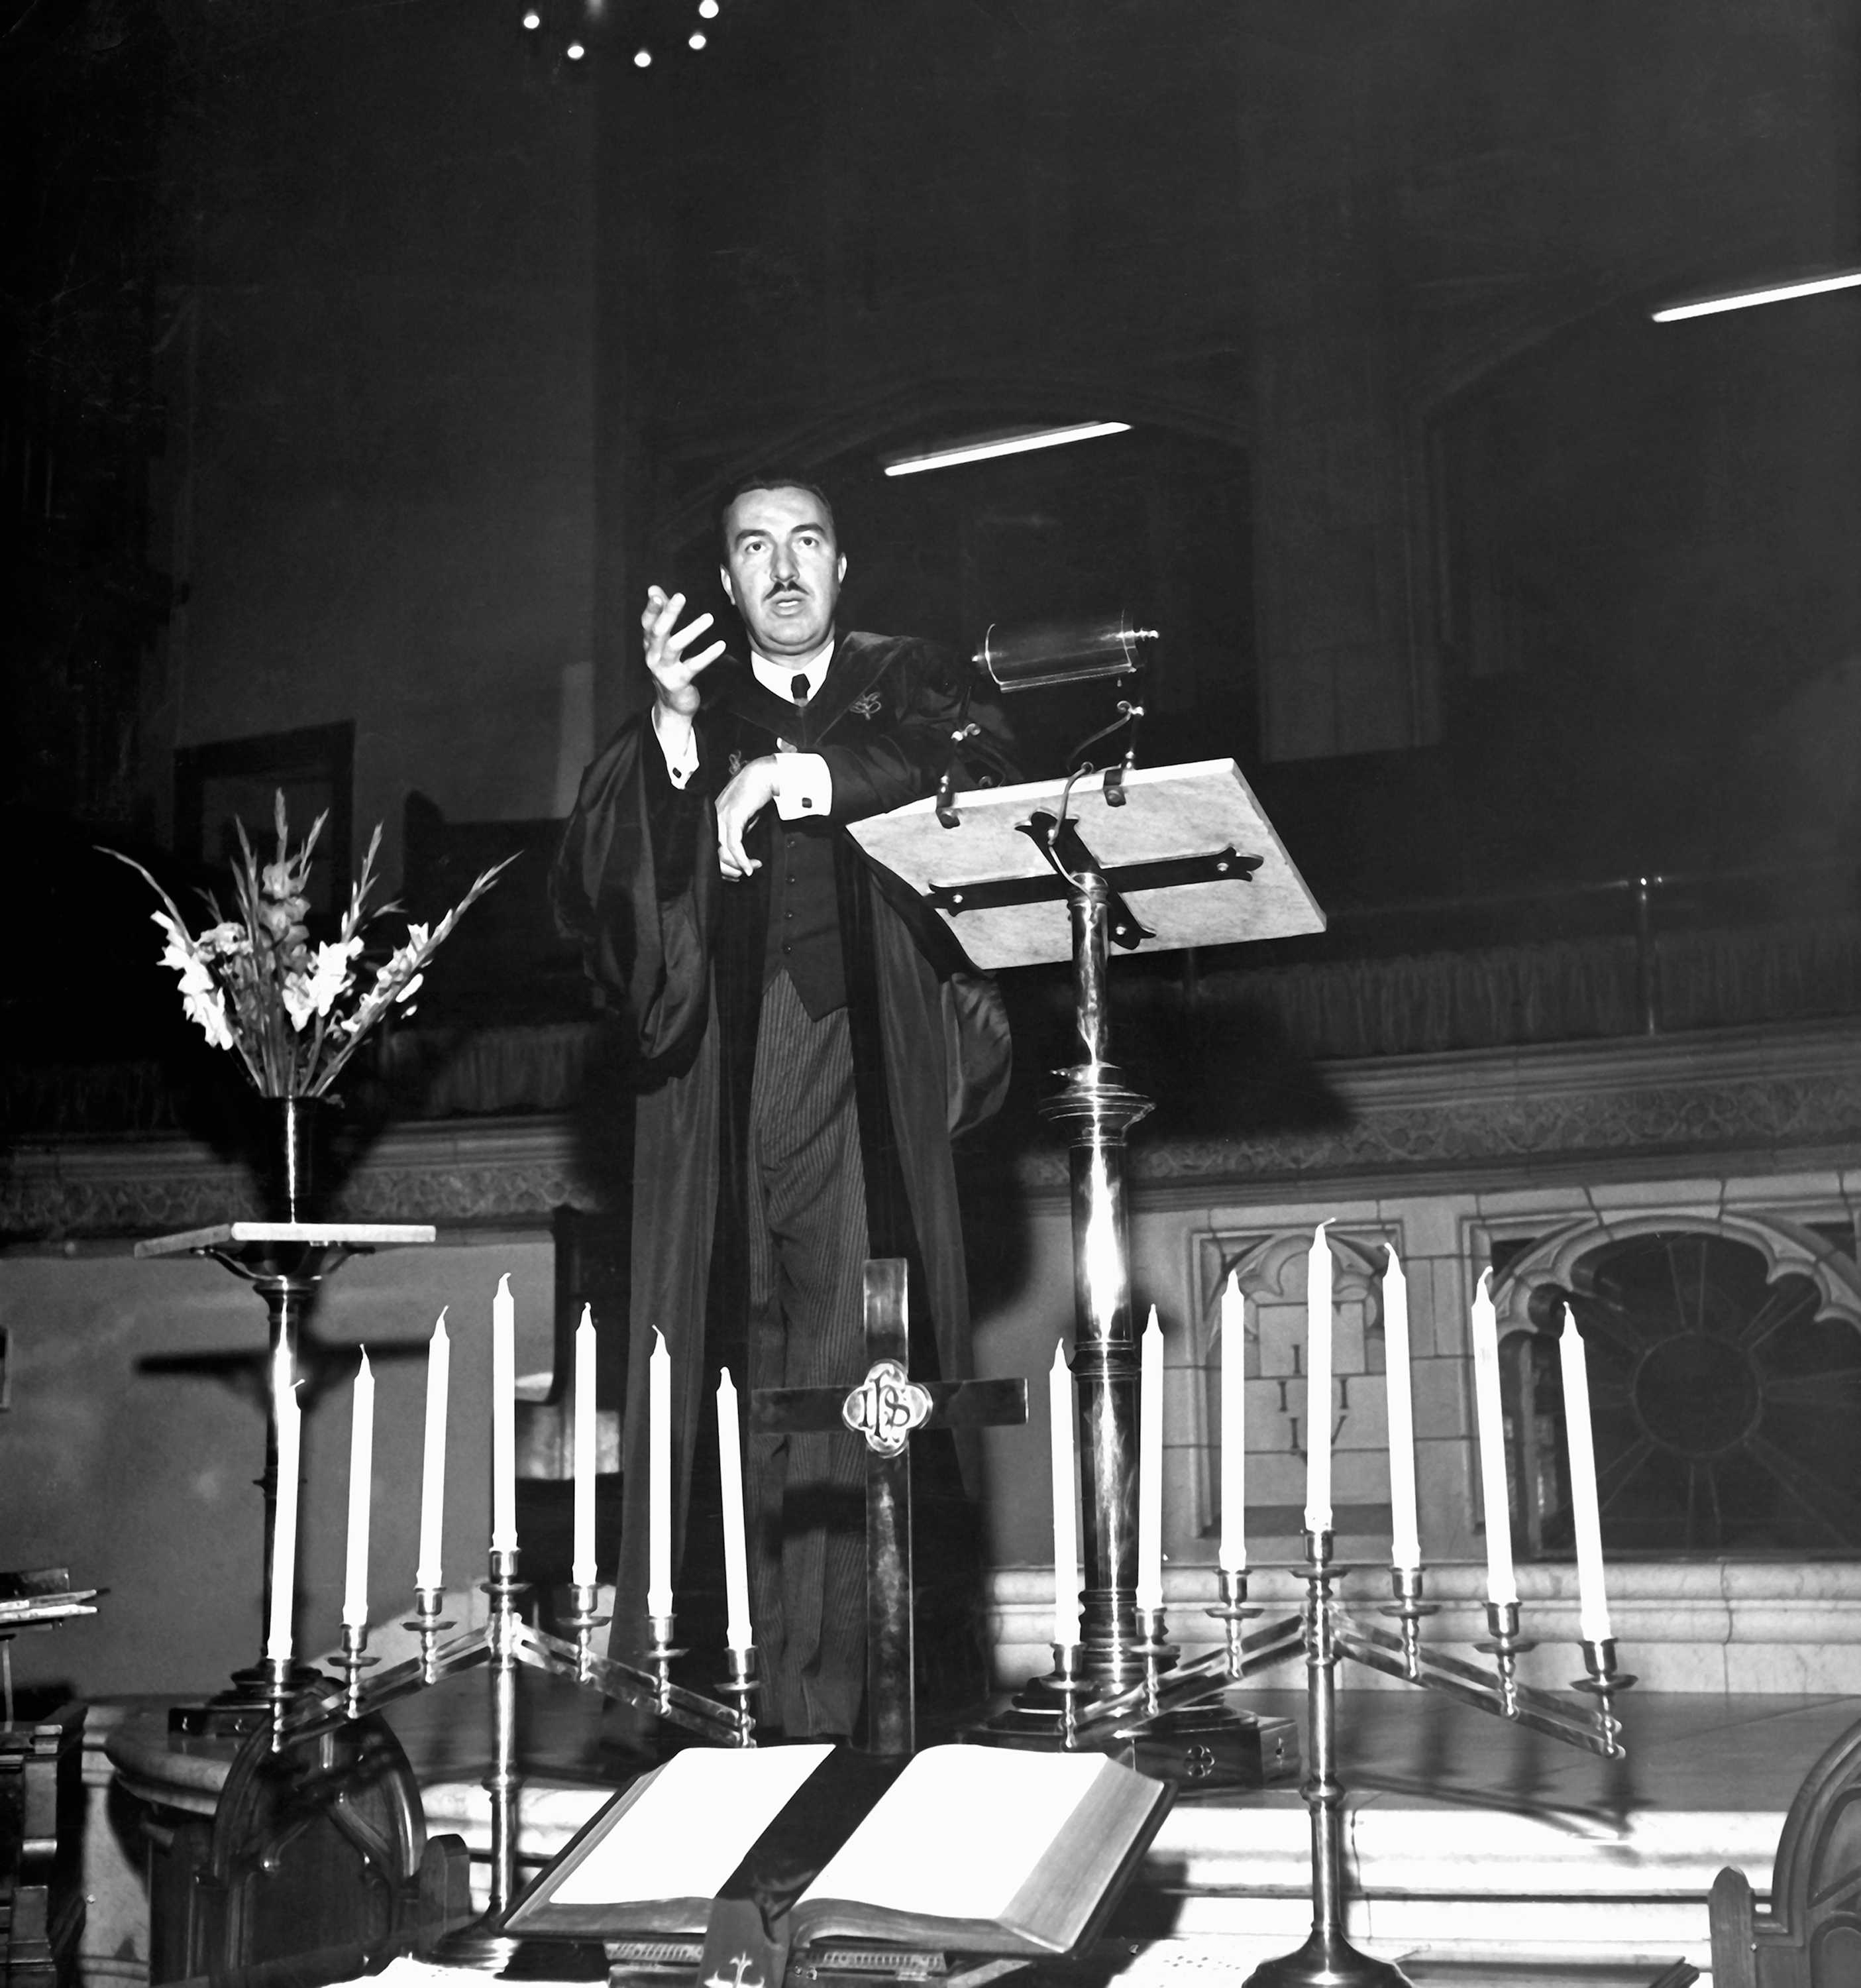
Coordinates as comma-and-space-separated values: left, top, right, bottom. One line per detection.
265, 1095, 328, 1224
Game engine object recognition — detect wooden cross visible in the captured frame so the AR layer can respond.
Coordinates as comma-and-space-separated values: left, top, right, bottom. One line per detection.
750, 1259, 1028, 1756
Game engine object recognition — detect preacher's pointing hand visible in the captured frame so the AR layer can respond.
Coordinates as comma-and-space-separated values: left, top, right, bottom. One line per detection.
716, 757, 778, 881
643, 585, 726, 716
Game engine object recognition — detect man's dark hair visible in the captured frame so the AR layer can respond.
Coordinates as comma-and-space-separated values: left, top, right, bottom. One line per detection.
717, 470, 839, 556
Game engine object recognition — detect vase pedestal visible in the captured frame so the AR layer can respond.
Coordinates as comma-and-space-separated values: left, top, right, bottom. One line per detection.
134, 1221, 435, 1734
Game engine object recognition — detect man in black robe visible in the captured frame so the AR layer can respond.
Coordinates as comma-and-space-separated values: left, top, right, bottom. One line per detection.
553, 473, 1013, 1737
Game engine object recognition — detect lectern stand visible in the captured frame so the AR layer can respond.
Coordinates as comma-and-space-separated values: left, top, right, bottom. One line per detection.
852, 759, 1324, 1773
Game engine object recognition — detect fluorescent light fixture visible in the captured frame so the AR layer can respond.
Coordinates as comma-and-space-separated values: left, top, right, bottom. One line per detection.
1652, 268, 1861, 322
882, 420, 1132, 477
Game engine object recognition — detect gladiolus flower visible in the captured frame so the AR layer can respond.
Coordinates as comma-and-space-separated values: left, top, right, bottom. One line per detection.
184, 984, 235, 1050
104, 793, 510, 1098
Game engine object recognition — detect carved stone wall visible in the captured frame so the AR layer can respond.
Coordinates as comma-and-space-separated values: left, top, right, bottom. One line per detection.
7, 1018, 1858, 1242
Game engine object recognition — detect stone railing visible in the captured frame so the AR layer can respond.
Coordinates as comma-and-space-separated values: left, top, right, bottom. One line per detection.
8, 1016, 1861, 1241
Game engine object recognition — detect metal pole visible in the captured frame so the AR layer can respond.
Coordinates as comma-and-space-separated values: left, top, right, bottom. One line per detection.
486, 1556, 520, 1917
1632, 874, 1661, 1034
1041, 871, 1153, 1690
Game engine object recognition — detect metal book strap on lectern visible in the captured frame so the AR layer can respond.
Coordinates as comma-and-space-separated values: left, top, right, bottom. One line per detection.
920, 808, 1263, 950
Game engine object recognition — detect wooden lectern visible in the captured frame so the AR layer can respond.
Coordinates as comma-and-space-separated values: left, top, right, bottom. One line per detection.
852, 759, 1324, 1774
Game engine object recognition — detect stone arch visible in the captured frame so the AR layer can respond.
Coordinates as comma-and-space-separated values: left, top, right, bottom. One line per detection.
1191, 1224, 1397, 1545
1491, 1209, 1861, 1556
1492, 1209, 1861, 1342
1200, 1225, 1390, 1366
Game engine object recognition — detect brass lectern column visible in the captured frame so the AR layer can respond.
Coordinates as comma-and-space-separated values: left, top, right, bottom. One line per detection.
1040, 871, 1154, 1690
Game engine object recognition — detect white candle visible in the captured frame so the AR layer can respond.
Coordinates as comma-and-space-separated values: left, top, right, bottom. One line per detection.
1383, 1246, 1420, 1572
265, 1343, 301, 1661
341, 1350, 374, 1629
1470, 1269, 1517, 1605
415, 1311, 449, 1592
647, 1327, 672, 1618
1303, 1224, 1333, 1536
717, 1368, 753, 1653
1558, 1306, 1612, 1643
572, 1306, 597, 1588
1218, 1274, 1246, 1573
1049, 1344, 1081, 1646
491, 1274, 516, 1552
1136, 1308, 1164, 1614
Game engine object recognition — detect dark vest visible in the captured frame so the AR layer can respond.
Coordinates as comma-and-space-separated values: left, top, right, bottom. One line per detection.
762, 808, 844, 1016
727, 668, 845, 1020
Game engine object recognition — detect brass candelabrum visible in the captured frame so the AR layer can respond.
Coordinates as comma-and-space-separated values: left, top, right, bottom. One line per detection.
1020, 1536, 1631, 1988
248, 1541, 760, 1966
1255, 1531, 1630, 1988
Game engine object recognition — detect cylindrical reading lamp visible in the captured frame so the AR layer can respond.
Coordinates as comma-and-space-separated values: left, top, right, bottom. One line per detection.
972, 612, 1157, 692
963, 612, 1158, 818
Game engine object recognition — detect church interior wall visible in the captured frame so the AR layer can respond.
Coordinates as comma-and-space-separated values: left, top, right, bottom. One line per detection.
137, 5, 601, 883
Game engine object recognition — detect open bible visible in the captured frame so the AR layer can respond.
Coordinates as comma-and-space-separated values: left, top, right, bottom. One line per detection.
503, 1742, 1173, 1963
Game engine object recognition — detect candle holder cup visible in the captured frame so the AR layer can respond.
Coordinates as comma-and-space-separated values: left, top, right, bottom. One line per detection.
1377, 1565, 1438, 1683
1572, 1637, 1636, 1757
714, 1645, 763, 1747
562, 1581, 610, 1684
1204, 1565, 1267, 1677
335, 1622, 379, 1722
403, 1586, 453, 1684
645, 1613, 683, 1717
1473, 1597, 1534, 1717
1048, 1643, 1091, 1749
1133, 1605, 1172, 1716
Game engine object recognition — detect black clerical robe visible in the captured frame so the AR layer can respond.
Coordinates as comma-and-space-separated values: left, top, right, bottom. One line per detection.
553, 631, 1014, 1675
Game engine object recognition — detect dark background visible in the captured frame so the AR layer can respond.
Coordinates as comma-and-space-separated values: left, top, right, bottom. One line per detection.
4, 0, 1858, 1101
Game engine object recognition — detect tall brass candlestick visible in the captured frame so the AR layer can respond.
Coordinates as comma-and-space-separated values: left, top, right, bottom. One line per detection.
432, 1543, 526, 1969
1247, 1532, 1409, 1988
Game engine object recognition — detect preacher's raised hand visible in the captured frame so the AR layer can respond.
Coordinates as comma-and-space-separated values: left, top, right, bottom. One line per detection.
643, 584, 726, 716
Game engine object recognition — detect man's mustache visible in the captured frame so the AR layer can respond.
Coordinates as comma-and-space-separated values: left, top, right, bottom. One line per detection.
765, 580, 810, 600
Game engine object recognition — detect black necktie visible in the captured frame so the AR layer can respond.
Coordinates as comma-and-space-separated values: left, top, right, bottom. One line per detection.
791, 673, 810, 704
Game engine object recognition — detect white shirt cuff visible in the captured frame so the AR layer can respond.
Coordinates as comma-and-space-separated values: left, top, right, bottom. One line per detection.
653, 704, 700, 789
774, 753, 833, 819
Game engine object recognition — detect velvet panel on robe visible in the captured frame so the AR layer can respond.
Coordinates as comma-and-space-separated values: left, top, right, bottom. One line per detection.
552, 632, 1015, 1665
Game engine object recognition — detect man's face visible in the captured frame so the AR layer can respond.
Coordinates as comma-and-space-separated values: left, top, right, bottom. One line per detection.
719, 484, 847, 660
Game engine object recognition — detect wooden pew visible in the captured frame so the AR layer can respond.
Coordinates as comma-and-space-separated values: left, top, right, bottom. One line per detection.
1711, 1712, 1861, 1987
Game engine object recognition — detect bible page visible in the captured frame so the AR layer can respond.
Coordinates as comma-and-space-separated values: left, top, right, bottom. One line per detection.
545, 1742, 833, 1907
796, 1745, 1108, 1924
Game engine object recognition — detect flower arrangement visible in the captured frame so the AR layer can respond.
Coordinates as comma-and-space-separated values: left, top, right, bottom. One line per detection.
105, 793, 513, 1098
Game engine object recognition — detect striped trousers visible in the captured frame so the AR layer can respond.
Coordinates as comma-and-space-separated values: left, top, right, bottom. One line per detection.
744, 970, 871, 1738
